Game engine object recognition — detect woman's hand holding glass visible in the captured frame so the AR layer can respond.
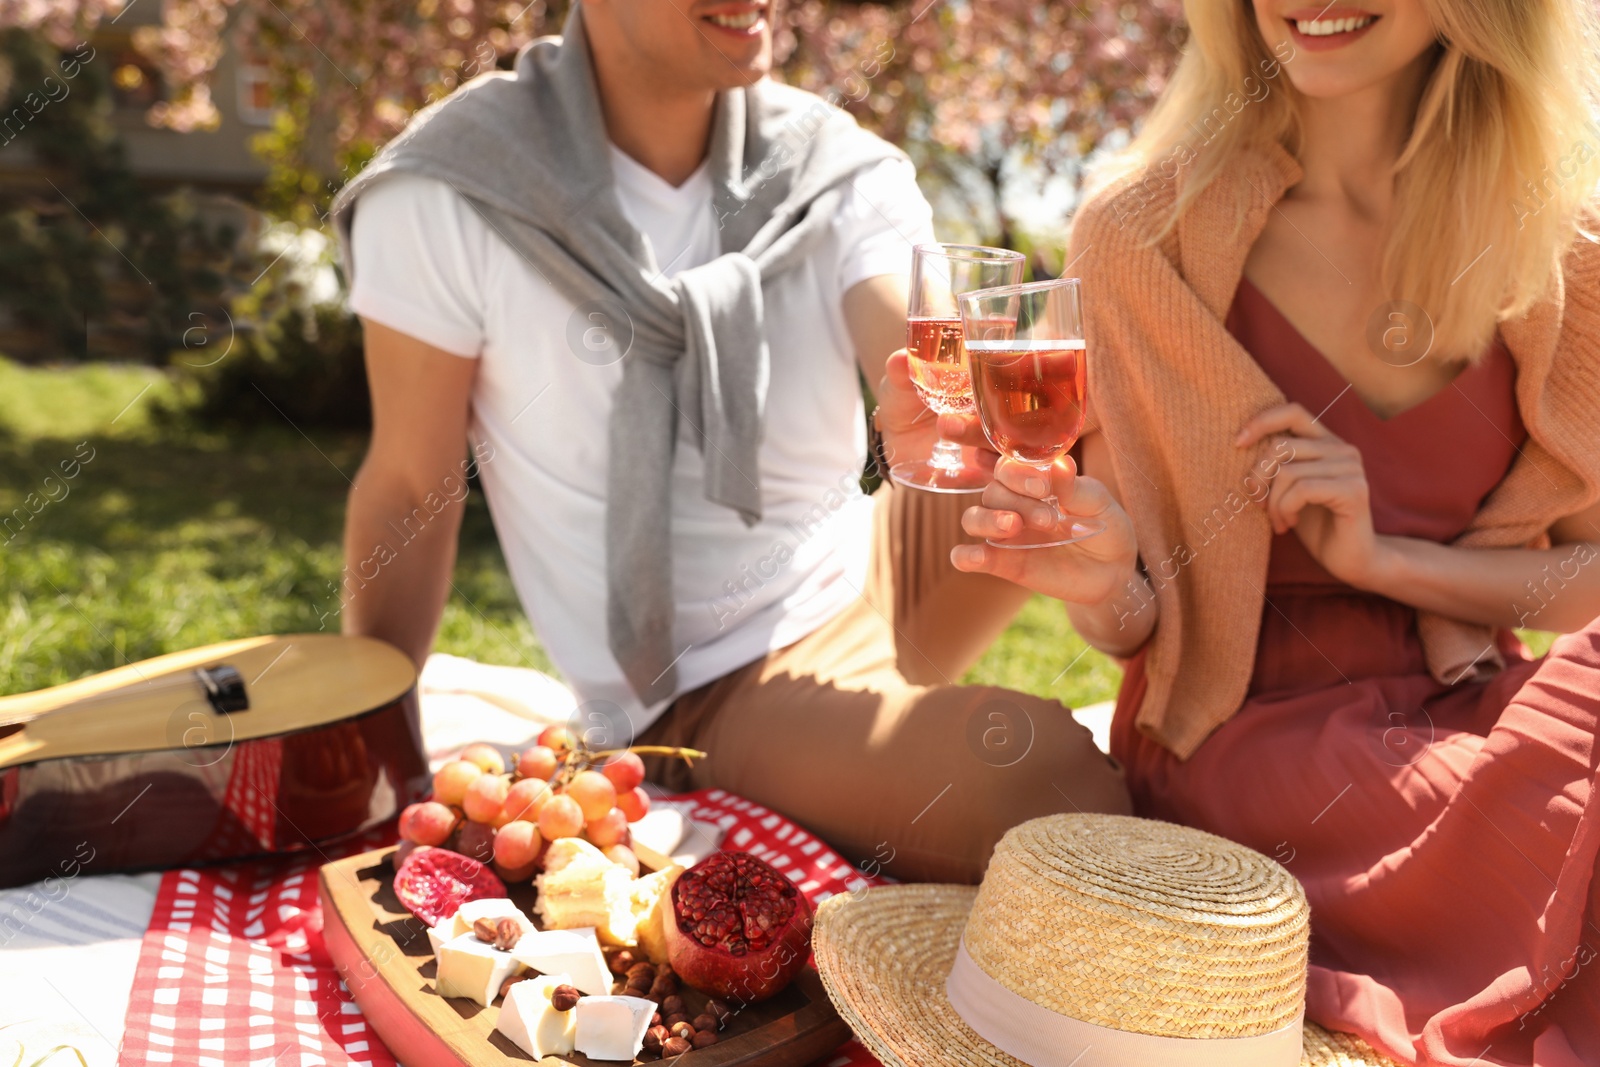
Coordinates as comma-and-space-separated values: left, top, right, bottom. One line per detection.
943, 421, 1141, 606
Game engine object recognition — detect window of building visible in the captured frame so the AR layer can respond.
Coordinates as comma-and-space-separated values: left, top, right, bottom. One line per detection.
236, 59, 274, 127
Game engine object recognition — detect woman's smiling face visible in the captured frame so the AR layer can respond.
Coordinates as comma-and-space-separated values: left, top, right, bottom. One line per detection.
1252, 0, 1441, 99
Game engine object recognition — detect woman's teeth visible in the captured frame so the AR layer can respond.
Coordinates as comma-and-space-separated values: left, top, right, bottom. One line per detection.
707, 10, 763, 29
1294, 14, 1376, 35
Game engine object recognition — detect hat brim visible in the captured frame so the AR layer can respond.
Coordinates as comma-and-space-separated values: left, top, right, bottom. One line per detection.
811, 884, 1401, 1067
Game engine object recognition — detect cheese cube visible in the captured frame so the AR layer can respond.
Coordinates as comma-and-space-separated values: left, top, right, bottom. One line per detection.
436, 932, 522, 1007
496, 973, 577, 1060
512, 926, 612, 996
426, 921, 454, 959
450, 897, 530, 940
574, 995, 656, 1061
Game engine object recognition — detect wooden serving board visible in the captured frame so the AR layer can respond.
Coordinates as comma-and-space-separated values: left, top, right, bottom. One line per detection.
320, 846, 852, 1067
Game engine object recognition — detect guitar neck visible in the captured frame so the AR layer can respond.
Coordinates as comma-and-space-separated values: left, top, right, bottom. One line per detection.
0, 671, 207, 729
0, 634, 417, 770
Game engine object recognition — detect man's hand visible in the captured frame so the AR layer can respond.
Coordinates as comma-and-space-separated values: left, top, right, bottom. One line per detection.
873, 351, 972, 473
935, 410, 998, 462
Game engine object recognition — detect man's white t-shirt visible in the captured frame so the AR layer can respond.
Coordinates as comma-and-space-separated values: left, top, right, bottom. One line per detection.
348, 146, 934, 735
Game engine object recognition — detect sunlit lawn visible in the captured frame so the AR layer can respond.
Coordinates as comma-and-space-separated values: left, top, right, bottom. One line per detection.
0, 357, 1118, 708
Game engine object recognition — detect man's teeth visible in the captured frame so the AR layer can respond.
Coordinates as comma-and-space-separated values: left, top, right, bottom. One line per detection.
1294, 14, 1375, 35
707, 10, 763, 29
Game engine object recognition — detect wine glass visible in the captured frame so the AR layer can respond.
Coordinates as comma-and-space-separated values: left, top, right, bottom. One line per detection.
958, 277, 1105, 549
888, 244, 1026, 494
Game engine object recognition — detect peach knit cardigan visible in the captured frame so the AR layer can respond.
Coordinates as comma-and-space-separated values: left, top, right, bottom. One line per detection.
1073, 141, 1600, 759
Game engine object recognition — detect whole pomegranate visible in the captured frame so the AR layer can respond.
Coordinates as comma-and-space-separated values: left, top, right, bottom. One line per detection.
664, 851, 814, 1003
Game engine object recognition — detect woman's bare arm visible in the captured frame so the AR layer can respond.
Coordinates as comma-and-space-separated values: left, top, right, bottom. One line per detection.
1238, 401, 1600, 635
1359, 498, 1600, 633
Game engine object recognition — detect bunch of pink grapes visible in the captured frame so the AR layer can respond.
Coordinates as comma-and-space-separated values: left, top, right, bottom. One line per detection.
397, 727, 653, 881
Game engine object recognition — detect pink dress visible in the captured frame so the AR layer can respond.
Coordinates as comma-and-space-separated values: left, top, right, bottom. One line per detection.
1112, 278, 1600, 1066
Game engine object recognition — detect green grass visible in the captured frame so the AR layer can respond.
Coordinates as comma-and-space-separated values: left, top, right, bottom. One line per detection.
0, 357, 1115, 706
962, 594, 1122, 710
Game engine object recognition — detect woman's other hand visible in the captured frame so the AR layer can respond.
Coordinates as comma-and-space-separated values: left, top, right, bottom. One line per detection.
1238, 402, 1384, 588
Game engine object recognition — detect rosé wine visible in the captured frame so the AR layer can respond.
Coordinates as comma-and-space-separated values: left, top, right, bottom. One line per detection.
966, 339, 1087, 467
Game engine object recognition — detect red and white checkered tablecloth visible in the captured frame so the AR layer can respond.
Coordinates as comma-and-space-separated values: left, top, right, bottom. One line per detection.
119, 789, 886, 1067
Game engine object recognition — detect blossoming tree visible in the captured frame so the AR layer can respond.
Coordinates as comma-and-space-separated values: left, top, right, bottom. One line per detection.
4, 0, 1185, 240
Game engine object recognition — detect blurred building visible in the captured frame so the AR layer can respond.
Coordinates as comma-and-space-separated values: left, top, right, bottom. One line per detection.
0, 8, 270, 361
0, 5, 270, 192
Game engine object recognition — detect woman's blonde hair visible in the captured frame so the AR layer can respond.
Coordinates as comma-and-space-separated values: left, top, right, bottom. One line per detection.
1102, 0, 1600, 361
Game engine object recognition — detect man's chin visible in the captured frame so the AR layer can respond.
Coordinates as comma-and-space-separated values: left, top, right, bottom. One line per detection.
718, 66, 770, 88
706, 45, 772, 87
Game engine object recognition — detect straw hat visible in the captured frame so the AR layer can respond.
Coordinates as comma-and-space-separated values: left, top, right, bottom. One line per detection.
813, 815, 1401, 1067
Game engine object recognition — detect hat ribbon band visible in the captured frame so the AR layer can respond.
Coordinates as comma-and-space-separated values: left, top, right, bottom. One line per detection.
945, 940, 1304, 1067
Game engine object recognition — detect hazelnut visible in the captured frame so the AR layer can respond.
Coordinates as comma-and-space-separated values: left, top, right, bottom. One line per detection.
692, 1030, 719, 1049
471, 916, 498, 943
494, 916, 523, 951
659, 995, 685, 1017
551, 984, 581, 1012
668, 1022, 695, 1041
626, 962, 656, 981
643, 1025, 669, 1052
706, 999, 732, 1023
612, 980, 628, 995
649, 978, 678, 999
663, 1013, 689, 1029
656, 962, 676, 979
662, 1037, 691, 1057
650, 1012, 663, 1027
692, 1014, 718, 1033
499, 974, 528, 999
609, 949, 637, 975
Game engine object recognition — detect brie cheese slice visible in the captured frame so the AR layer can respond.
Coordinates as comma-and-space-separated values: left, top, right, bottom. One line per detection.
450, 897, 531, 940
512, 925, 612, 996
426, 920, 455, 959
436, 932, 522, 1007
496, 972, 578, 1060
574, 995, 656, 1061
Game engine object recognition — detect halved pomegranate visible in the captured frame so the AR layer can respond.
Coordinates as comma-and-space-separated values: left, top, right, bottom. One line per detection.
393, 846, 506, 927
663, 851, 813, 1003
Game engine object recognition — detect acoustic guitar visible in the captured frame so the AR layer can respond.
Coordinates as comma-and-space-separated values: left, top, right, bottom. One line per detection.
0, 634, 430, 889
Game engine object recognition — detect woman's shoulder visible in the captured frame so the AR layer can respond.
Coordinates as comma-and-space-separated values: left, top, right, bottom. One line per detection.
1562, 229, 1600, 316
1068, 163, 1180, 262
1069, 141, 1300, 268
1509, 231, 1600, 412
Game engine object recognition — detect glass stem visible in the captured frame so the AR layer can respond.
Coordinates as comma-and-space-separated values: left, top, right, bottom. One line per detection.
1032, 463, 1063, 525
928, 435, 965, 473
